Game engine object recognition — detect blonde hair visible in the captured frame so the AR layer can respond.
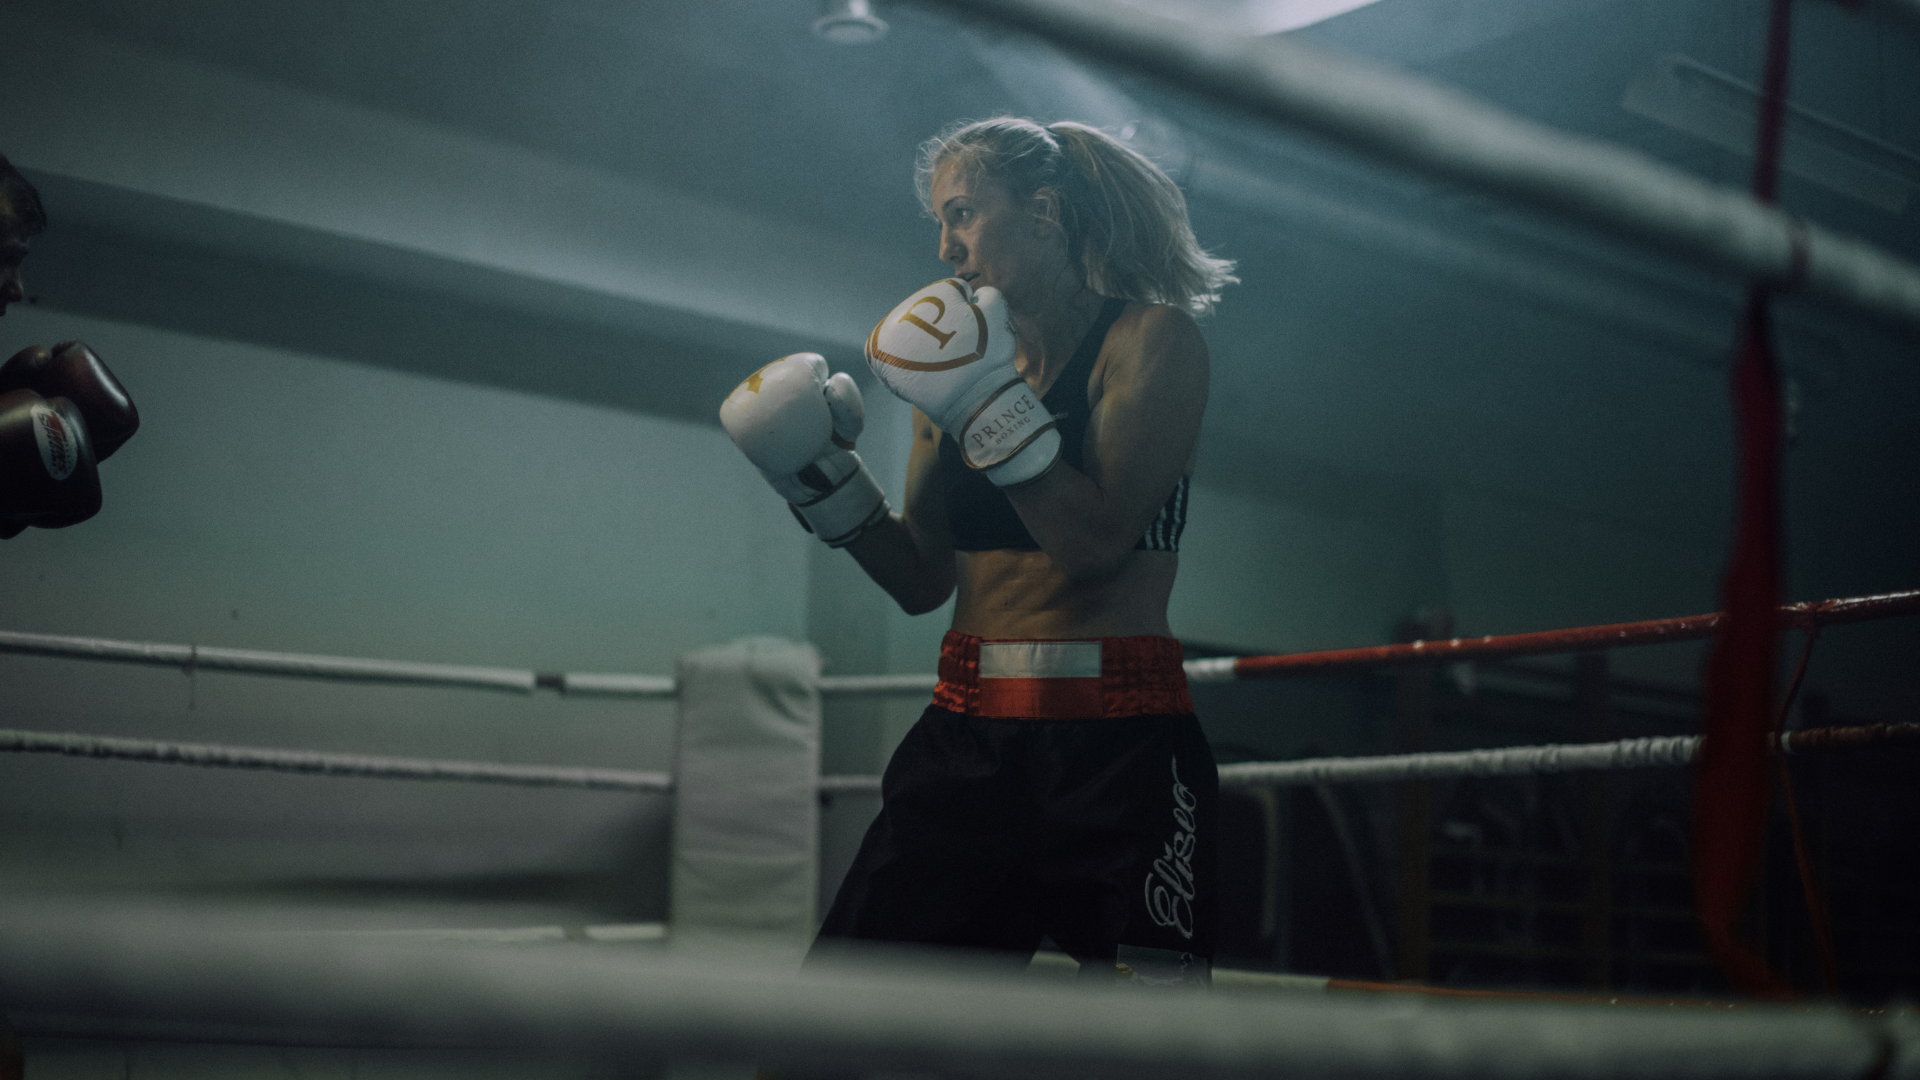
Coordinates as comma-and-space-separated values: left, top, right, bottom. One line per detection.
916, 118, 1236, 315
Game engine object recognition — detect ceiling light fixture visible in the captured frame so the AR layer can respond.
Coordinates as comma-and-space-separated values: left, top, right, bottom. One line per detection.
813, 0, 888, 45
1105, 0, 1385, 36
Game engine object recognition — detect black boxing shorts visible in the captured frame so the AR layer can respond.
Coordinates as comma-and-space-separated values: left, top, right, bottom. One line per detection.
813, 632, 1217, 984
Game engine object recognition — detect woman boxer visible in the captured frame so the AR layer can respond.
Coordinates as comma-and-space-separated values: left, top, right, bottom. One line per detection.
722, 118, 1234, 981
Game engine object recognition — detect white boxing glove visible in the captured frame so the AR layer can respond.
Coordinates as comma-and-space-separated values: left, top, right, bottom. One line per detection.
865, 278, 1061, 487
720, 352, 890, 547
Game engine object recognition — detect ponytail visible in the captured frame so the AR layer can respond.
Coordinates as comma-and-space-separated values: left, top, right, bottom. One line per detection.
915, 118, 1236, 315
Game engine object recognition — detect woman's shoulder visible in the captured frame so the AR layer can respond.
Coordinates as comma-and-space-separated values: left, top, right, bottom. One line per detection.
1100, 300, 1209, 379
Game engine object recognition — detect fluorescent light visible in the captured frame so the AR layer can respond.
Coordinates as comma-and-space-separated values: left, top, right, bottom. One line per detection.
1106, 0, 1386, 36
813, 0, 888, 45
1240, 0, 1390, 34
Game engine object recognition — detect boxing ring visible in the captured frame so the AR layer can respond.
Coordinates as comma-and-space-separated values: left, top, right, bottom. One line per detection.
8, 0, 1920, 1073
4, 589, 1917, 992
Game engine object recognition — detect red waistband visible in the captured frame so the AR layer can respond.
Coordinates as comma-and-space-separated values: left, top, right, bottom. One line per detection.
934, 631, 1194, 719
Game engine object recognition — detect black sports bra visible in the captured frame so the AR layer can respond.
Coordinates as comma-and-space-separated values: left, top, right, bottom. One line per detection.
938, 297, 1190, 553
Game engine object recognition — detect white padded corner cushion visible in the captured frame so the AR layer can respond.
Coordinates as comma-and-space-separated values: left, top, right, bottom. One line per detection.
671, 637, 821, 937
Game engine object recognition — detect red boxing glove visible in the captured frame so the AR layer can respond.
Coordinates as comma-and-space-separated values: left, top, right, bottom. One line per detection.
0, 388, 103, 532
0, 341, 139, 460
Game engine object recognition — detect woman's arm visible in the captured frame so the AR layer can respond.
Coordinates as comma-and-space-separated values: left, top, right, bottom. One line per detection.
846, 406, 958, 615
1006, 304, 1209, 582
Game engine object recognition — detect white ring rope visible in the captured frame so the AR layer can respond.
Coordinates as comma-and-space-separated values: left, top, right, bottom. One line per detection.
817, 773, 885, 795
1217, 735, 1702, 788
4, 725, 1741, 795
819, 673, 941, 695
0, 629, 540, 693
0, 629, 938, 699
0, 726, 897, 796
551, 671, 679, 697
1, 915, 1910, 1078
1183, 655, 1240, 682
0, 728, 674, 792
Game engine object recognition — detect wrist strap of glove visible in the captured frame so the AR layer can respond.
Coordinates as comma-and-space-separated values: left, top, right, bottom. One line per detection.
790, 454, 890, 547
825, 499, 891, 548
957, 377, 1056, 472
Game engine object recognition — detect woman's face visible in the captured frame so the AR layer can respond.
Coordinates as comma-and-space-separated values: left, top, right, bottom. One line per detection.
929, 160, 1063, 309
